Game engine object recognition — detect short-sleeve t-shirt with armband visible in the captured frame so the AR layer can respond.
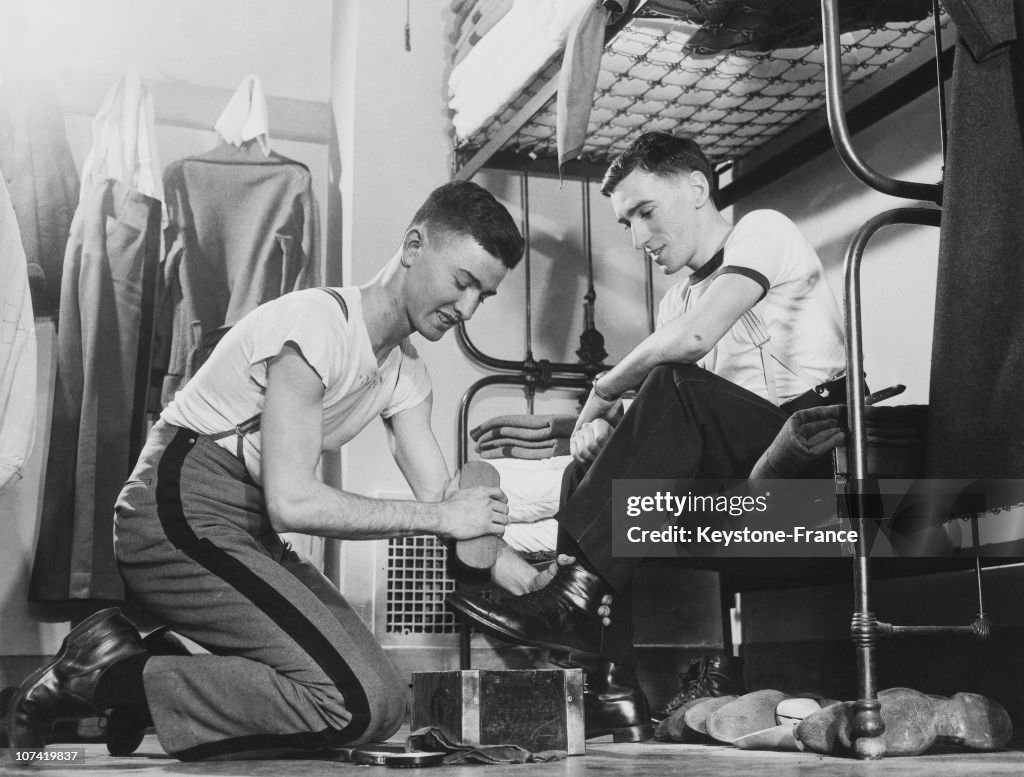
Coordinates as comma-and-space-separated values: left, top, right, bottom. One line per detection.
161, 287, 432, 485
656, 209, 845, 406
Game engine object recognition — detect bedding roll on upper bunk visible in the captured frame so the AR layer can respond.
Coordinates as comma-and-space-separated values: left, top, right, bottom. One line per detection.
448, 0, 628, 141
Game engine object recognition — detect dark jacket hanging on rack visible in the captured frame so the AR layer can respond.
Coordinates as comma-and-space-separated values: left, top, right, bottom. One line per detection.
30, 179, 162, 601
30, 72, 166, 601
156, 141, 321, 407
927, 0, 1024, 478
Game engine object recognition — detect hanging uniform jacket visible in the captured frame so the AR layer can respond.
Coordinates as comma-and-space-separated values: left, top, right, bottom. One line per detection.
157, 141, 321, 407
31, 71, 164, 601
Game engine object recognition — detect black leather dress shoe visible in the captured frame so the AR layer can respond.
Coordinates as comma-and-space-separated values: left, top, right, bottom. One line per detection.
6, 608, 145, 760
585, 659, 653, 742
447, 563, 610, 668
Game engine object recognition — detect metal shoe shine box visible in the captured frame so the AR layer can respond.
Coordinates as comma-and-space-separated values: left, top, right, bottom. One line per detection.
411, 669, 585, 754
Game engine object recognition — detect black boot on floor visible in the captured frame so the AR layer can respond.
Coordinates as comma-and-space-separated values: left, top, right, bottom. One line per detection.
655, 654, 746, 721
584, 659, 653, 742
6, 608, 146, 759
448, 562, 612, 669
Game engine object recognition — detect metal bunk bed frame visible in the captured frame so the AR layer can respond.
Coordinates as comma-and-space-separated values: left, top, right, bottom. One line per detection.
821, 0, 995, 760
452, 0, 991, 759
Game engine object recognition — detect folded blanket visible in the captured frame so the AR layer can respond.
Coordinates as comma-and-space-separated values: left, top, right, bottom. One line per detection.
470, 413, 578, 442
478, 436, 570, 451
476, 425, 567, 444
479, 439, 571, 460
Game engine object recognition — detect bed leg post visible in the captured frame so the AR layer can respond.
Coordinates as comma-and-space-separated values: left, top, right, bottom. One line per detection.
850, 607, 885, 758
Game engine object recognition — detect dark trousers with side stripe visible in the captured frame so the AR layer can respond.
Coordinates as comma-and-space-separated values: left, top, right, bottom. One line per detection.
113, 421, 405, 760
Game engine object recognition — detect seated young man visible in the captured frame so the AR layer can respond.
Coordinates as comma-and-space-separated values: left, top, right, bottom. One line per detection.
7, 181, 524, 762
448, 133, 847, 741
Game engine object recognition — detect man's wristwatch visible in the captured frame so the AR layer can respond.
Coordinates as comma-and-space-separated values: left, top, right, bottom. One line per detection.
592, 371, 617, 402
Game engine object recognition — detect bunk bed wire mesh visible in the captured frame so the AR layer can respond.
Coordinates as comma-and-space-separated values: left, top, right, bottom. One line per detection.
454, 10, 948, 171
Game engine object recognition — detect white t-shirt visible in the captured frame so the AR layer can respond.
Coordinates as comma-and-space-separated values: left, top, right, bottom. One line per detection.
657, 209, 845, 405
161, 287, 432, 484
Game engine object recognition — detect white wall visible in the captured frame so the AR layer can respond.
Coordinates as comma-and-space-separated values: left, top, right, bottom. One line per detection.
0, 0, 333, 102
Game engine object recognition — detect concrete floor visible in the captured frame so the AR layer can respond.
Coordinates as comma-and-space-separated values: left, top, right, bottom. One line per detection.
5, 733, 1024, 776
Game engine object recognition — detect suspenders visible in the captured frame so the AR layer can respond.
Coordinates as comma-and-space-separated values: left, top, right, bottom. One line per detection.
207, 413, 262, 461
738, 309, 826, 407
205, 288, 349, 461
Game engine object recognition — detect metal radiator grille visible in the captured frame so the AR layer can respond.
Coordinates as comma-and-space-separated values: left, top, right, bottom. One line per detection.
386, 535, 458, 634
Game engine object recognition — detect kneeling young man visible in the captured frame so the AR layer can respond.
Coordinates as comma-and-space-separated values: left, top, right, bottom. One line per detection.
7, 181, 523, 761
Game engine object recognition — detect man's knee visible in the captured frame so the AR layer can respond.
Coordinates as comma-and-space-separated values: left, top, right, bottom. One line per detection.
339, 659, 407, 746
638, 364, 706, 403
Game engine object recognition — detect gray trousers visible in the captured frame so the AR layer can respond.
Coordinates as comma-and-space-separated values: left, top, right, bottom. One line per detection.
114, 421, 405, 760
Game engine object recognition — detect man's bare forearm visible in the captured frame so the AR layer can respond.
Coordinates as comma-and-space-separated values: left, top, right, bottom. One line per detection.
268, 480, 442, 539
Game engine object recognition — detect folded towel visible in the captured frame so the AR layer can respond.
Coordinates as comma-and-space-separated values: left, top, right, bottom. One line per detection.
470, 413, 578, 442
479, 439, 571, 460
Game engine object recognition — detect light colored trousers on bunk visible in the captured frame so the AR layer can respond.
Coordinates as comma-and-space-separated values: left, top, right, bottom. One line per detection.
114, 420, 406, 760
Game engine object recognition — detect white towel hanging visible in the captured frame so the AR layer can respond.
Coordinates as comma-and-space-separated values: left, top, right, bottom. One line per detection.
215, 75, 272, 155
79, 67, 163, 202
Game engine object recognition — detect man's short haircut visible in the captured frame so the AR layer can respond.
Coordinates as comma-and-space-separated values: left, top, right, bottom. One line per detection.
600, 132, 716, 199
409, 181, 525, 269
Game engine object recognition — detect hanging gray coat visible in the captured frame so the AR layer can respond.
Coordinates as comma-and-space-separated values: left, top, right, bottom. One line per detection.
927, 0, 1024, 479
155, 141, 321, 408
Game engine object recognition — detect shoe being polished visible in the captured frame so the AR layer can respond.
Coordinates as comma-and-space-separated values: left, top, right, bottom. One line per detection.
6, 608, 145, 760
447, 562, 611, 667
584, 659, 653, 742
